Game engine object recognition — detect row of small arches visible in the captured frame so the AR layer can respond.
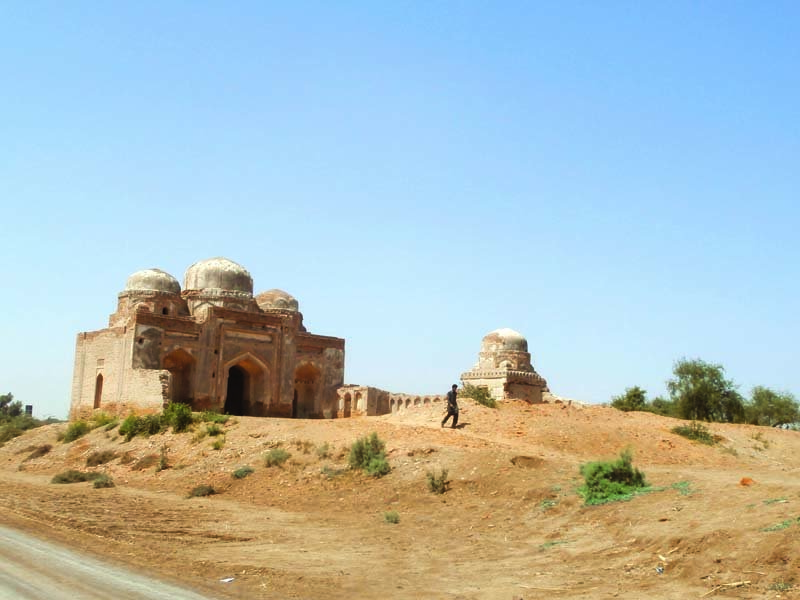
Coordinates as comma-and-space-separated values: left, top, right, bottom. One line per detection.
390, 396, 444, 412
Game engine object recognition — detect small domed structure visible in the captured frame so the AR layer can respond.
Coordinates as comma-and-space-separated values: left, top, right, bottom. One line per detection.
184, 257, 253, 294
256, 289, 299, 312
124, 268, 181, 295
461, 327, 547, 403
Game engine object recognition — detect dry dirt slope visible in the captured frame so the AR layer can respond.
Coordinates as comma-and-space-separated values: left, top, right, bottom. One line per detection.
1, 401, 799, 599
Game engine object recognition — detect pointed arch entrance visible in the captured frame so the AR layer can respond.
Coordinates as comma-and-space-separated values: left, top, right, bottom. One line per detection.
162, 348, 195, 406
223, 354, 269, 416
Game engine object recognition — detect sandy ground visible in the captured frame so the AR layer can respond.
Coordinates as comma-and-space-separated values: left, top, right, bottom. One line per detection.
1, 401, 799, 599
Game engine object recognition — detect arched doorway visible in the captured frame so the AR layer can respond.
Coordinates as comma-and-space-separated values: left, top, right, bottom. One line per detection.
223, 355, 269, 416
355, 392, 364, 413
294, 363, 321, 418
93, 374, 103, 409
162, 348, 195, 406
343, 393, 352, 418
225, 365, 247, 415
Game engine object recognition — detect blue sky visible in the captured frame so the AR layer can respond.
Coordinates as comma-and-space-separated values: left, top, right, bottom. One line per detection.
2, 2, 798, 418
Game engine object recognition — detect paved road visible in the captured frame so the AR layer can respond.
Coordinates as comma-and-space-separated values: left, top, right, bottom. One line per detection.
0, 525, 215, 599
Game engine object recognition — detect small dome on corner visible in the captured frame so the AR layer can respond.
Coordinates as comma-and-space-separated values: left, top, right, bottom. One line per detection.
184, 257, 253, 294
124, 269, 181, 294
256, 289, 299, 311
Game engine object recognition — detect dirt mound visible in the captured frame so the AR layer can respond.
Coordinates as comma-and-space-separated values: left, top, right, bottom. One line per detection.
2, 402, 800, 599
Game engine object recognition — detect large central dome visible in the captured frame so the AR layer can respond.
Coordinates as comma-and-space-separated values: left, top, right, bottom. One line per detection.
184, 257, 253, 294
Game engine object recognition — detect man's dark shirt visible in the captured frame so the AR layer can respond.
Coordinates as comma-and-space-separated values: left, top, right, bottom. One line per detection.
446, 390, 459, 412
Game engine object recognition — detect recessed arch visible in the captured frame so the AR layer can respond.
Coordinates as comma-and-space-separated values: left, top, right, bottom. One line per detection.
343, 392, 352, 418
294, 362, 321, 419
93, 374, 103, 409
223, 353, 270, 416
162, 348, 195, 406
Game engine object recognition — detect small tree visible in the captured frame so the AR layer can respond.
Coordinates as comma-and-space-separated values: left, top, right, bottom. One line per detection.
647, 396, 677, 417
610, 386, 647, 412
746, 387, 799, 426
0, 393, 22, 418
667, 358, 743, 422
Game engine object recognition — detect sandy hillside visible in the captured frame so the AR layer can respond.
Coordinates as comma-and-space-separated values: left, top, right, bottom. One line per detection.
1, 401, 799, 599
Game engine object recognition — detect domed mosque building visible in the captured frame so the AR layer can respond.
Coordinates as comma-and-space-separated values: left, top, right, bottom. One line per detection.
70, 258, 344, 420
460, 328, 549, 403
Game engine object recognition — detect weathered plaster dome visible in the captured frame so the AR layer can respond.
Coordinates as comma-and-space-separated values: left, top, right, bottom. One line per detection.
184, 257, 253, 295
256, 289, 299, 312
482, 328, 528, 352
124, 268, 181, 295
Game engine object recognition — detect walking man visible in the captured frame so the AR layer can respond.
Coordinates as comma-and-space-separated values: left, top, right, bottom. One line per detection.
441, 384, 459, 428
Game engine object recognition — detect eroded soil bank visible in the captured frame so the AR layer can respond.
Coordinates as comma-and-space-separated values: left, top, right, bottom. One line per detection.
2, 402, 799, 599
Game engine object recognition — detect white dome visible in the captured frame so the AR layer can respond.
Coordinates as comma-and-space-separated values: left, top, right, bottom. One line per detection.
124, 269, 180, 295
184, 257, 253, 295
256, 289, 299, 311
482, 328, 528, 352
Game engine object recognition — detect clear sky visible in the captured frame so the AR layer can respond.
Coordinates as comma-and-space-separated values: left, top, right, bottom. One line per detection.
2, 2, 798, 419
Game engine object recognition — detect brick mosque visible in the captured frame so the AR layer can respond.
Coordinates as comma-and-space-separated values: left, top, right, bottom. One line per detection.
69, 257, 550, 420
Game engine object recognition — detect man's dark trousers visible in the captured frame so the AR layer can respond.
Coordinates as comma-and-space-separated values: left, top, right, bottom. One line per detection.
442, 408, 458, 428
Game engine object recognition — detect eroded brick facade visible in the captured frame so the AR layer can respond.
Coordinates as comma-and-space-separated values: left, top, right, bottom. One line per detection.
70, 258, 344, 420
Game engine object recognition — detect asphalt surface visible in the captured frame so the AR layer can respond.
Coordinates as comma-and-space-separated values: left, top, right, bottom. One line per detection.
0, 525, 214, 599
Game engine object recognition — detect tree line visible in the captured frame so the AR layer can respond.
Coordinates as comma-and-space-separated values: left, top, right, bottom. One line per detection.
610, 358, 798, 426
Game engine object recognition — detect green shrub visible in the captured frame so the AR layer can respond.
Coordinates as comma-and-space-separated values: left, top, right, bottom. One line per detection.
316, 442, 331, 459
384, 511, 400, 524
51, 470, 103, 484
200, 411, 229, 424
63, 421, 91, 443
162, 403, 193, 433
0, 425, 24, 445
23, 444, 52, 461
86, 450, 116, 467
206, 423, 223, 437
93, 474, 115, 488
293, 439, 314, 454
119, 414, 164, 441
349, 432, 391, 477
212, 436, 225, 450
0, 415, 43, 446
610, 386, 647, 412
91, 412, 116, 427
156, 445, 169, 472
321, 465, 347, 479
264, 448, 291, 467
232, 466, 254, 479
366, 456, 391, 477
579, 449, 648, 506
672, 421, 718, 445
426, 468, 449, 494
459, 384, 496, 408
188, 484, 216, 498
104, 420, 119, 431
